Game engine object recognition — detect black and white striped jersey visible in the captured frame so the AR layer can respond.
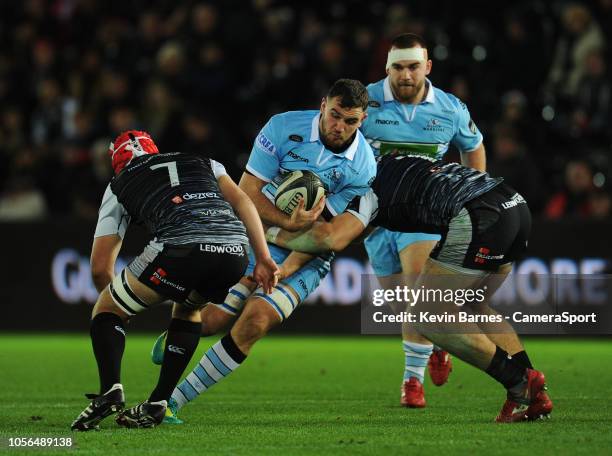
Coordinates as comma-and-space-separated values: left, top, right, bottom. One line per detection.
94, 152, 248, 246
348, 155, 503, 233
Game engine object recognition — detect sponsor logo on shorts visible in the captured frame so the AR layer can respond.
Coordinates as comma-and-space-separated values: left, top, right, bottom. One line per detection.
287, 150, 309, 163
150, 267, 165, 285
256, 132, 276, 156
150, 267, 186, 291
183, 192, 219, 200
501, 193, 527, 210
172, 195, 184, 204
475, 247, 505, 264
200, 244, 245, 256
375, 119, 399, 125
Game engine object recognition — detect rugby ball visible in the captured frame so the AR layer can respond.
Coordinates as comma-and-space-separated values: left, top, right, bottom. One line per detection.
275, 170, 325, 215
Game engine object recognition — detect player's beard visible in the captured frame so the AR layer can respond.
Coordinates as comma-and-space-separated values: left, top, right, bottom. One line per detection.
320, 119, 349, 151
393, 79, 425, 103
320, 124, 353, 153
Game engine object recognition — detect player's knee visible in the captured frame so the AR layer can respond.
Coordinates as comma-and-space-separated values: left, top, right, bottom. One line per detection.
201, 306, 235, 336
92, 289, 130, 321
232, 310, 275, 348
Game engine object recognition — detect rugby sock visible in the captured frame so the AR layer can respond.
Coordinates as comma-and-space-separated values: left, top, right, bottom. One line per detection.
511, 350, 534, 369
149, 319, 201, 403
485, 346, 527, 394
90, 312, 125, 394
402, 341, 433, 383
171, 334, 246, 410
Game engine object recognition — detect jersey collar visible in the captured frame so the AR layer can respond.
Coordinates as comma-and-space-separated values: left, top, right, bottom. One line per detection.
310, 112, 359, 161
383, 77, 436, 104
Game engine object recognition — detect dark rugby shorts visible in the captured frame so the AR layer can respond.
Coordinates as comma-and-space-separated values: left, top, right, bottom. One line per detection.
128, 242, 249, 304
430, 183, 532, 273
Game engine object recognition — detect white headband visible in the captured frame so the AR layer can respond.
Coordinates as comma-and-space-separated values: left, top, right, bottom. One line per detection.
386, 48, 427, 69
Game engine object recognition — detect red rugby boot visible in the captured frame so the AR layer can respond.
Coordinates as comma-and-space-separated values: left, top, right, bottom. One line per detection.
428, 350, 452, 386
495, 369, 551, 423
400, 378, 426, 408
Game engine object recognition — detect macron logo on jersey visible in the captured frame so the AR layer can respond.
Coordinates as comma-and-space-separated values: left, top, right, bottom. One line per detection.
375, 119, 399, 125
256, 132, 276, 156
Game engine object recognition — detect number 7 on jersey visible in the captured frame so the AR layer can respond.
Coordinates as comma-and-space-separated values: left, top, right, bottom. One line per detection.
151, 161, 180, 187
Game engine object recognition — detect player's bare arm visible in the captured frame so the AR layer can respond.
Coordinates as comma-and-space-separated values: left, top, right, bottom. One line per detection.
239, 172, 325, 232
277, 251, 317, 279
460, 142, 486, 172
90, 234, 122, 292
267, 211, 366, 254
218, 174, 280, 293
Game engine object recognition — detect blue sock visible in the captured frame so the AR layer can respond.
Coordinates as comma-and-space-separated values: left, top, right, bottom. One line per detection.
171, 334, 246, 410
402, 341, 433, 383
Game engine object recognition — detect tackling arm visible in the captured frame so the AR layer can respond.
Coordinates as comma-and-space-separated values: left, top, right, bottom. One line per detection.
267, 211, 366, 254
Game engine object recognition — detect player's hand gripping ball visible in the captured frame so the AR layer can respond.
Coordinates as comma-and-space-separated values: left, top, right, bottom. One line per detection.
274, 170, 325, 215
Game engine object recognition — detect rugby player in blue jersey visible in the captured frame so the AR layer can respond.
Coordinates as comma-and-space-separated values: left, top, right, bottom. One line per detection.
360, 33, 487, 407
158, 79, 377, 424
266, 153, 553, 423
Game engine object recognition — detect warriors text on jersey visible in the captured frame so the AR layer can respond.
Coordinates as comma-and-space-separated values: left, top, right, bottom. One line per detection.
349, 155, 503, 233
95, 152, 248, 246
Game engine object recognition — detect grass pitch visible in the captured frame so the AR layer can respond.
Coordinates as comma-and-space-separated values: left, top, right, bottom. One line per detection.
0, 334, 611, 455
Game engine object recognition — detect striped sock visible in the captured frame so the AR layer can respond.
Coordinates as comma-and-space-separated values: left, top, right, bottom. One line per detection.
171, 334, 246, 410
403, 341, 433, 383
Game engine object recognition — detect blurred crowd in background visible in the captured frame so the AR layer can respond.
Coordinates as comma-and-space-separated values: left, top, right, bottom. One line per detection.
0, 0, 611, 221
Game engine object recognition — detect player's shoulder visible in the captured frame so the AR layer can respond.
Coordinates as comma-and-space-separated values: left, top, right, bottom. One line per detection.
261, 110, 317, 155
366, 79, 385, 107
269, 110, 317, 130
431, 86, 471, 115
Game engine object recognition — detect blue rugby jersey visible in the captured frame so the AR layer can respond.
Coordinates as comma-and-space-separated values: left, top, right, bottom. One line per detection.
246, 110, 377, 217
361, 77, 483, 160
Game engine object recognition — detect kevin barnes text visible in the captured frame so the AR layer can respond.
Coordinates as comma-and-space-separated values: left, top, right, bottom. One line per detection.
372, 311, 598, 325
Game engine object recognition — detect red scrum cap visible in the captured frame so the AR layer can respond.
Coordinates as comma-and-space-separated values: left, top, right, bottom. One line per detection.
109, 130, 159, 174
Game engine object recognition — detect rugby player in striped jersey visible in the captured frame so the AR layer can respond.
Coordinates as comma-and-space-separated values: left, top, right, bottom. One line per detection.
267, 154, 553, 423
71, 130, 279, 430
